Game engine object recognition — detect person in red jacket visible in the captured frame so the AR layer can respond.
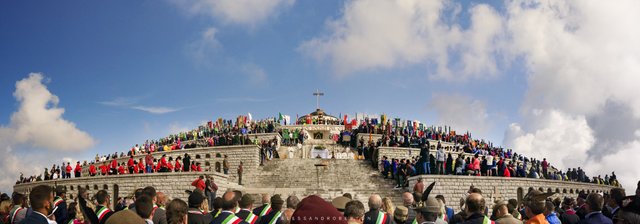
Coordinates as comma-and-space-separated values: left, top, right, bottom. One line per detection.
159, 154, 169, 172
89, 163, 97, 176
190, 161, 197, 172
133, 161, 139, 174
191, 175, 206, 191
100, 162, 108, 176
196, 162, 202, 172
117, 162, 126, 174
167, 157, 174, 171
137, 158, 145, 174
65, 162, 72, 178
110, 158, 118, 175
74, 161, 82, 178
127, 156, 135, 174
174, 156, 182, 172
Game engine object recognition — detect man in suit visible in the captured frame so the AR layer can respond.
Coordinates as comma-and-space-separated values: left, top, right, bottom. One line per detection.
605, 188, 625, 219
578, 193, 613, 224
257, 195, 284, 224
237, 194, 259, 224
20, 185, 54, 224
364, 194, 391, 224
53, 185, 68, 224
211, 191, 248, 224
252, 194, 271, 218
95, 190, 114, 224
142, 186, 168, 224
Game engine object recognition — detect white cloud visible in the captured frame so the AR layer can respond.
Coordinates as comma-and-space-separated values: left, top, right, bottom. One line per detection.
172, 0, 295, 27
188, 27, 221, 64
131, 106, 181, 114
8, 73, 95, 150
241, 63, 268, 86
429, 94, 492, 138
299, 0, 504, 80
502, 0, 640, 191
0, 73, 95, 192
100, 96, 181, 114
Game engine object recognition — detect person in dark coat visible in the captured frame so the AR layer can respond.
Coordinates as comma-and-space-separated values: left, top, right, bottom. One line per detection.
559, 197, 580, 224
53, 185, 68, 224
578, 193, 612, 224
237, 194, 259, 224
460, 193, 491, 224
364, 194, 392, 224
211, 191, 248, 224
20, 185, 55, 224
257, 195, 284, 224
187, 190, 213, 224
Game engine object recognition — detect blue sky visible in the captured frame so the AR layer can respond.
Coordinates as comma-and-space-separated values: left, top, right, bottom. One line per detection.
1, 0, 639, 192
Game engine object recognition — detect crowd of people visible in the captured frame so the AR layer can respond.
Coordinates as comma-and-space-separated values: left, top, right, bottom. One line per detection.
2, 179, 639, 224
343, 118, 619, 188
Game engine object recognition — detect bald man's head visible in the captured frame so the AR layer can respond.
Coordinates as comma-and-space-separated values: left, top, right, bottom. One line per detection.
402, 192, 414, 206
465, 193, 485, 215
221, 191, 237, 211
261, 194, 270, 204
156, 192, 168, 206
369, 194, 382, 210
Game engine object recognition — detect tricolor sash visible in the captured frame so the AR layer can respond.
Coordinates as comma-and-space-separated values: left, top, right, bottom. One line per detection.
10, 207, 23, 224
96, 206, 111, 222
268, 211, 282, 224
259, 204, 272, 216
221, 213, 242, 224
483, 216, 494, 224
375, 211, 388, 224
244, 212, 258, 224
53, 197, 64, 207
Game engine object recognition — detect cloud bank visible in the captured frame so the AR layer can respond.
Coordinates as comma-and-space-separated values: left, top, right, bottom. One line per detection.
303, 0, 640, 190
0, 73, 95, 192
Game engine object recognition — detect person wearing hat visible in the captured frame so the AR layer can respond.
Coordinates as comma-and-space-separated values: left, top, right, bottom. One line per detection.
237, 194, 259, 224
413, 197, 444, 224
364, 194, 391, 224
579, 193, 612, 224
493, 200, 522, 224
333, 196, 352, 214
211, 191, 248, 224
522, 190, 554, 224
394, 206, 409, 224
559, 197, 579, 224
290, 195, 348, 224
257, 195, 284, 224
54, 185, 69, 224
105, 210, 146, 224
187, 189, 213, 224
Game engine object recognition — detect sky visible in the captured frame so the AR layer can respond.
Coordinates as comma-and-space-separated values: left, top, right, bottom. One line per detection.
1, 0, 639, 193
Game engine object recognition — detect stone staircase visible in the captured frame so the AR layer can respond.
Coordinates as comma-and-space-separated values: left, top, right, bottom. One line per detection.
239, 158, 404, 208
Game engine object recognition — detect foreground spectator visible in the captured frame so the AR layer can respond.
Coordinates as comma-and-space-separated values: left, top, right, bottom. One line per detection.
9, 193, 27, 224
135, 195, 155, 224
461, 193, 490, 224
187, 190, 213, 224
237, 194, 259, 224
492, 200, 521, 224
20, 185, 54, 224
166, 199, 188, 224
581, 193, 612, 224
345, 200, 365, 224
105, 210, 145, 224
211, 191, 248, 224
258, 194, 284, 224
364, 194, 391, 224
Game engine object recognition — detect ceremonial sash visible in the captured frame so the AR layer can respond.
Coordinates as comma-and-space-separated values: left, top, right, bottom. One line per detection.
96, 206, 111, 222
188, 210, 205, 215
376, 211, 388, 224
268, 211, 282, 224
53, 197, 64, 207
221, 213, 242, 224
259, 204, 272, 216
67, 219, 75, 224
482, 216, 494, 224
411, 218, 417, 224
244, 212, 258, 224
10, 207, 23, 224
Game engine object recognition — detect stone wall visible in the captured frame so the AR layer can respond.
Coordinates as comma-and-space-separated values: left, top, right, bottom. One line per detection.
80, 145, 263, 181
13, 172, 234, 208
407, 175, 617, 213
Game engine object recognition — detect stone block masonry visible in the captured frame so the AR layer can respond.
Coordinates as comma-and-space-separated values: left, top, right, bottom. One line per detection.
13, 172, 234, 209
407, 175, 617, 213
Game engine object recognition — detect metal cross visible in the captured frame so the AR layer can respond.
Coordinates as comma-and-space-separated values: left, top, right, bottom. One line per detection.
313, 89, 324, 109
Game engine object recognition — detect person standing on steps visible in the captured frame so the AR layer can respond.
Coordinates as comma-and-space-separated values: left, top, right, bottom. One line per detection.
223, 155, 230, 175
238, 162, 244, 185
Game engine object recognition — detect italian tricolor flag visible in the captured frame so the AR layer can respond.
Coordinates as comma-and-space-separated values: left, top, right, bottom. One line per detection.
96, 206, 111, 221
